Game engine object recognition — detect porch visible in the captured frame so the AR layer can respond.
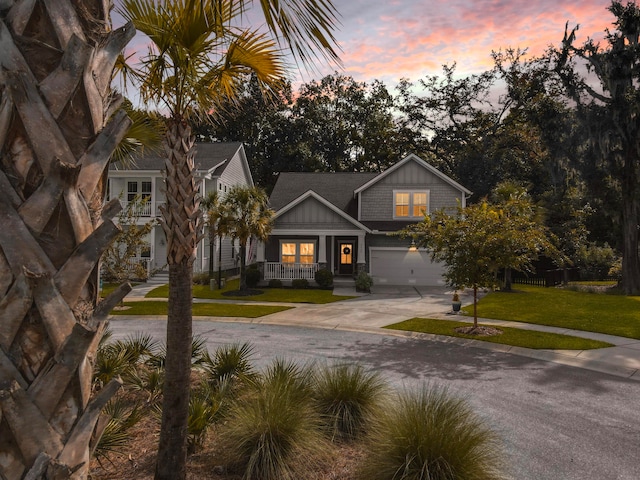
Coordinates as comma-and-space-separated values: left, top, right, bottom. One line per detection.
263, 262, 320, 281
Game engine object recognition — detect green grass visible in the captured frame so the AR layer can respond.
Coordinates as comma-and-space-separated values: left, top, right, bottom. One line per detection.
145, 278, 354, 304
110, 301, 291, 317
385, 317, 613, 350
101, 282, 139, 297
467, 284, 640, 339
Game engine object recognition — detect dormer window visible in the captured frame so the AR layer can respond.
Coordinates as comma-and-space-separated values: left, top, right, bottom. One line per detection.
394, 190, 429, 218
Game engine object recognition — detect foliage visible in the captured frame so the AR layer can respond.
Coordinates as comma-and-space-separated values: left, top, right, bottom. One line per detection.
575, 242, 618, 280
221, 185, 274, 290
245, 264, 262, 288
551, 1, 640, 294
357, 384, 504, 480
192, 271, 211, 285
102, 195, 155, 282
312, 364, 387, 441
93, 398, 144, 462
400, 195, 562, 327
355, 271, 373, 292
386, 318, 613, 350
219, 359, 328, 480
314, 268, 334, 288
291, 278, 309, 289
268, 278, 283, 288
187, 382, 228, 453
200, 343, 257, 388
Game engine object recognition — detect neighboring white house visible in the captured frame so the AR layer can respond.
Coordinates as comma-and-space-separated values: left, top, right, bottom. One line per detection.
108, 142, 254, 276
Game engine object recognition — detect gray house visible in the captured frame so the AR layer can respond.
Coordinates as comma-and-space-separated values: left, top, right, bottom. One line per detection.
108, 142, 254, 275
258, 154, 471, 286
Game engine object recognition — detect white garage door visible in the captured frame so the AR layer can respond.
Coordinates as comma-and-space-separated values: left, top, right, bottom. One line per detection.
370, 248, 446, 286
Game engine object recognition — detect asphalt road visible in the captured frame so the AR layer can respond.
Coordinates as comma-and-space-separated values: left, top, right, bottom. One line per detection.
108, 318, 640, 480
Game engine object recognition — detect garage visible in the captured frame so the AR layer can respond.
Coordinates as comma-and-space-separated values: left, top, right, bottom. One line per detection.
369, 247, 446, 286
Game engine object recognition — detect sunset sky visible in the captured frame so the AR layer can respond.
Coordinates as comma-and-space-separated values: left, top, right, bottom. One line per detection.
116, 0, 618, 87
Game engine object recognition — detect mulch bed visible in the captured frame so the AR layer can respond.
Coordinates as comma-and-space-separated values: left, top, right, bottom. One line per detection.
454, 325, 503, 336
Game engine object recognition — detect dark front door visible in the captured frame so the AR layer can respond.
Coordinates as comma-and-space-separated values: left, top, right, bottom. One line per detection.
338, 242, 354, 275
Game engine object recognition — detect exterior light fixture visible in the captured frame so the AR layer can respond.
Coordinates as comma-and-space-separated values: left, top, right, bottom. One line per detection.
408, 239, 418, 252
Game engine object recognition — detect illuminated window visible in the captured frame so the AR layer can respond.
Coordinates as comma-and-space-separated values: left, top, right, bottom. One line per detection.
280, 241, 315, 263
394, 190, 429, 218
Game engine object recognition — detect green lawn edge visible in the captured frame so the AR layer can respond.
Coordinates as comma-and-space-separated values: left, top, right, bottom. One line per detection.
145, 279, 355, 304
385, 317, 613, 350
465, 285, 640, 339
111, 301, 291, 318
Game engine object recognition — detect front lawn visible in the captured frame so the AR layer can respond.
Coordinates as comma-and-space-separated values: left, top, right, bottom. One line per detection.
110, 301, 291, 317
468, 285, 640, 339
385, 317, 613, 350
146, 278, 354, 304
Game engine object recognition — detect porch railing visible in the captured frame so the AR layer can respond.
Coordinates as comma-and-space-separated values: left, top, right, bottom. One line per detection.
263, 262, 319, 281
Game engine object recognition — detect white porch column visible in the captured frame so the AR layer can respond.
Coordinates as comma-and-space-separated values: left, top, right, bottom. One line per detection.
357, 233, 366, 264
318, 234, 327, 264
256, 240, 265, 262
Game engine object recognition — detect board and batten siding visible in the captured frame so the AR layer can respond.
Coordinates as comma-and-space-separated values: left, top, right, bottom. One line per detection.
275, 197, 356, 230
359, 161, 462, 221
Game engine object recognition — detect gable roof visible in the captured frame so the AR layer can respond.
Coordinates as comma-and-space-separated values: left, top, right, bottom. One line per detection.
269, 172, 377, 216
353, 153, 472, 196
274, 190, 372, 232
110, 142, 245, 175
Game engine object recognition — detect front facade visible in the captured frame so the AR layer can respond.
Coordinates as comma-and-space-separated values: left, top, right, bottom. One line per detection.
260, 154, 471, 286
108, 142, 254, 276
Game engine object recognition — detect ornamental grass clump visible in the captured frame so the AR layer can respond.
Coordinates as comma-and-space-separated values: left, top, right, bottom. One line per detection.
313, 363, 387, 442
358, 384, 505, 480
219, 359, 329, 480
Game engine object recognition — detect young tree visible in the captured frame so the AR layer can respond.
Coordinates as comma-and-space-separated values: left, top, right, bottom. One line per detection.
200, 191, 228, 287
222, 185, 274, 291
102, 195, 156, 283
400, 198, 561, 328
551, 1, 640, 294
0, 3, 135, 479
119, 2, 339, 478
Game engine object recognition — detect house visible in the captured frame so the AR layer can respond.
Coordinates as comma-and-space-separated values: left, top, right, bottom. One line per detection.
258, 154, 472, 286
108, 142, 254, 276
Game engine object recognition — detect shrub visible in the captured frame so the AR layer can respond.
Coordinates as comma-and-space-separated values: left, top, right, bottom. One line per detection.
245, 264, 261, 288
292, 278, 309, 289
358, 384, 504, 480
193, 271, 210, 285
269, 278, 283, 288
313, 364, 387, 442
314, 268, 334, 288
575, 242, 618, 280
200, 342, 256, 387
187, 381, 227, 453
219, 359, 327, 480
355, 271, 373, 292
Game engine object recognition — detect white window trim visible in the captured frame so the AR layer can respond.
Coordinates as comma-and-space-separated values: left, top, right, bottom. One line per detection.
279, 239, 317, 263
393, 189, 430, 219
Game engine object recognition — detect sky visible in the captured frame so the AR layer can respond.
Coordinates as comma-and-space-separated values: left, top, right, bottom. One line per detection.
114, 0, 617, 89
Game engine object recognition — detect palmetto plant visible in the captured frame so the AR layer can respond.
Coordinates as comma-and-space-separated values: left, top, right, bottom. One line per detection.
0, 2, 136, 478
200, 342, 257, 387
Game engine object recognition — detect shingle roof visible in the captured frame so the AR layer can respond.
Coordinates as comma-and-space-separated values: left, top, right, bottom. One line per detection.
110, 142, 243, 173
268, 172, 378, 216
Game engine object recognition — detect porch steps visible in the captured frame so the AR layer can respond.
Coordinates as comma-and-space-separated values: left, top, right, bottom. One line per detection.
333, 276, 355, 286
147, 272, 169, 284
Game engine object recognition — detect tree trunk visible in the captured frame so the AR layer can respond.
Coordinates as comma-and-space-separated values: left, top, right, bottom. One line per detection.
503, 267, 512, 292
239, 242, 247, 291
621, 157, 640, 295
155, 120, 203, 480
0, 3, 133, 479
473, 285, 479, 328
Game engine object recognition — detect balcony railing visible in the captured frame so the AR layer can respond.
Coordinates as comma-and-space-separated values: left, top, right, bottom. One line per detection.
120, 200, 165, 218
263, 262, 319, 281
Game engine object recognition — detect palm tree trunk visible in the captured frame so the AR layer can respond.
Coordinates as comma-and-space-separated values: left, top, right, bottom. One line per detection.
155, 119, 203, 480
0, 2, 134, 479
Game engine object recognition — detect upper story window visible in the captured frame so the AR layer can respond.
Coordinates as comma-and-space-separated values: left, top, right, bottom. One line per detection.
281, 241, 315, 264
394, 190, 429, 219
127, 181, 152, 203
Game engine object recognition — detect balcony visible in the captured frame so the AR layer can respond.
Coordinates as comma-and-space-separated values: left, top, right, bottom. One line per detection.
120, 200, 165, 218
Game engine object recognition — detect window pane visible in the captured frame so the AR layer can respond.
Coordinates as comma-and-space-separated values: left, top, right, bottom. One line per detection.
281, 243, 296, 263
300, 255, 314, 264
413, 192, 427, 216
395, 192, 409, 217
299, 243, 314, 256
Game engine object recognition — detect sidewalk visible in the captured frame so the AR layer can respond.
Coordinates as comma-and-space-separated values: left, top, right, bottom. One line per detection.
118, 281, 640, 382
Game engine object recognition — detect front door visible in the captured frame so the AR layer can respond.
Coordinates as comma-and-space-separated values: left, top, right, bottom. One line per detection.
338, 242, 354, 275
